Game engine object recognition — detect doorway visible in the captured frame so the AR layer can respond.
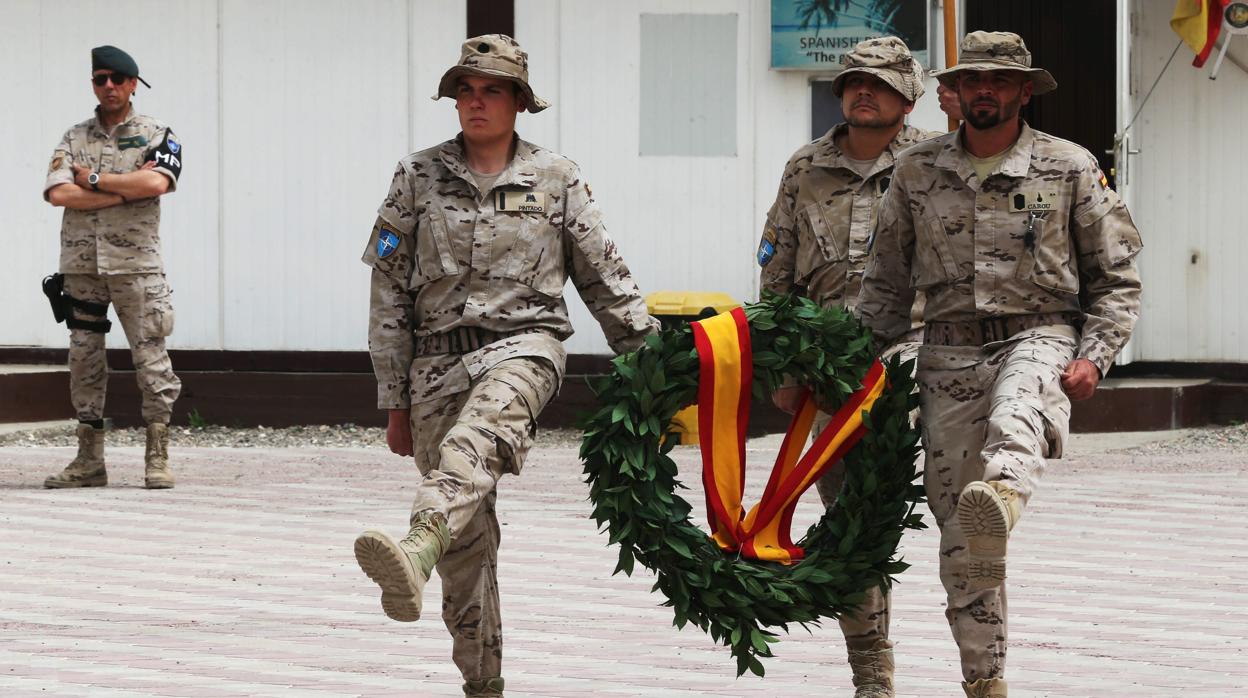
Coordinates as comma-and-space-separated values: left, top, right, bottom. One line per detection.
964, 0, 1119, 188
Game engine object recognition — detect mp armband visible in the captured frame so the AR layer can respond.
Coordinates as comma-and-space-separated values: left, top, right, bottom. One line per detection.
146, 129, 183, 181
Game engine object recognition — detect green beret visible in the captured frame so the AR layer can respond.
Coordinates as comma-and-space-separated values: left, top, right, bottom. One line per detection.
91, 45, 151, 88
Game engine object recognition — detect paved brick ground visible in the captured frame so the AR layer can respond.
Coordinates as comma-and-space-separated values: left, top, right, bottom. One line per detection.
1, 432, 1245, 697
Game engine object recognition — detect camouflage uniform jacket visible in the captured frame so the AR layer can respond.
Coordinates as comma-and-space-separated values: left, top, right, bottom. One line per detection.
363, 134, 658, 408
44, 106, 182, 275
857, 123, 1143, 375
759, 123, 936, 320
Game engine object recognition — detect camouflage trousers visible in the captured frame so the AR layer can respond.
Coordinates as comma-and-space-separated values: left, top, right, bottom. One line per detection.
916, 325, 1076, 682
406, 357, 558, 684
814, 330, 922, 649
64, 273, 180, 424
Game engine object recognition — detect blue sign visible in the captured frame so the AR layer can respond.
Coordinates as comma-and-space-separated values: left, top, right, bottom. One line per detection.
771, 0, 929, 71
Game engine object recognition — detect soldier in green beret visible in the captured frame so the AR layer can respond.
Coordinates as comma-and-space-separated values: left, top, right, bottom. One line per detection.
43, 45, 183, 490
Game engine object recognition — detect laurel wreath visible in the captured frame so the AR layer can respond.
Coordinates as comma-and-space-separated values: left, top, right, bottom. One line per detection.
579, 293, 924, 676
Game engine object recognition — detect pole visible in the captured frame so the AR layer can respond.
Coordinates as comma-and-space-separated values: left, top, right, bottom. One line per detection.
943, 0, 959, 131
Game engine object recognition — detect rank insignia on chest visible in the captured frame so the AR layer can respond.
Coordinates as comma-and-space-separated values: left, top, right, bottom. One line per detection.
117, 135, 149, 150
377, 229, 401, 259
1010, 190, 1059, 213
496, 189, 546, 213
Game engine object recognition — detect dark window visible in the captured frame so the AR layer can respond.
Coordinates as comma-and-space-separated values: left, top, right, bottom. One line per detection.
467, 0, 514, 38
811, 79, 844, 141
964, 0, 1117, 187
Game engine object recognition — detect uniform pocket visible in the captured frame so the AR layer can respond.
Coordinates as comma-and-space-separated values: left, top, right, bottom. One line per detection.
503, 214, 565, 298
408, 212, 459, 291
489, 358, 559, 474
1095, 212, 1143, 272
911, 212, 961, 289
141, 277, 175, 339
794, 202, 846, 284
1016, 214, 1079, 295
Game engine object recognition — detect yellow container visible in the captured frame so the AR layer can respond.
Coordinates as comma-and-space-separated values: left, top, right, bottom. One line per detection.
644, 291, 740, 444
645, 290, 740, 327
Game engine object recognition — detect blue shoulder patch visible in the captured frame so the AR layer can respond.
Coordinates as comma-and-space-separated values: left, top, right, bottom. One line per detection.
377, 229, 400, 259
757, 239, 775, 267
167, 134, 180, 154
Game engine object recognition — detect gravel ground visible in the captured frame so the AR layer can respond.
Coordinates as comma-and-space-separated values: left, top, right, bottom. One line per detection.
4, 419, 1245, 454
0, 422, 590, 449
1115, 421, 1248, 454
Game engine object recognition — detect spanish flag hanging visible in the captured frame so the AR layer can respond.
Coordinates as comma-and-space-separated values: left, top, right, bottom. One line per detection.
690, 307, 887, 565
1172, 0, 1228, 67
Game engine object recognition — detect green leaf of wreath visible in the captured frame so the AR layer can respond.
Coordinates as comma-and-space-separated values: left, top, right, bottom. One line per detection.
581, 293, 923, 676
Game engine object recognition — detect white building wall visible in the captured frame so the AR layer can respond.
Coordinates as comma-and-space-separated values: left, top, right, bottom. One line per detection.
2, 0, 463, 353
217, 0, 410, 351
1130, 0, 1248, 362
520, 0, 951, 354
2, 0, 222, 351
32, 0, 1236, 366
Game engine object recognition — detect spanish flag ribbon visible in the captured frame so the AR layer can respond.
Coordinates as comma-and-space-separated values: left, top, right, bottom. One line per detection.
691, 307, 753, 550
690, 308, 887, 565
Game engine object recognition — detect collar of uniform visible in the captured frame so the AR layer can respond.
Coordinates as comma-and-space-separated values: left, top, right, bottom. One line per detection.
996, 122, 1036, 178
812, 122, 925, 179
90, 104, 137, 137
438, 133, 542, 191
934, 121, 1036, 182
496, 136, 542, 189
810, 123, 850, 169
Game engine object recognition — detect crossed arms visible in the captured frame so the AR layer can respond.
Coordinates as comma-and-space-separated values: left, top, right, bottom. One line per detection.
47, 162, 169, 210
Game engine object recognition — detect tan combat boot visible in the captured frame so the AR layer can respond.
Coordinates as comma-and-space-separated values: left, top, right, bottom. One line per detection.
963, 677, 1008, 697
847, 638, 895, 697
354, 510, 450, 622
44, 424, 107, 488
463, 676, 504, 697
144, 423, 175, 489
957, 481, 1022, 592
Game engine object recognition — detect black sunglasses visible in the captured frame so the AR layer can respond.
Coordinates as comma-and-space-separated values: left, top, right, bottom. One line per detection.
92, 73, 132, 87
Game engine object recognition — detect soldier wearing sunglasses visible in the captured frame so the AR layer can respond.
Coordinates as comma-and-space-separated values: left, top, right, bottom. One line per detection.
42, 45, 183, 490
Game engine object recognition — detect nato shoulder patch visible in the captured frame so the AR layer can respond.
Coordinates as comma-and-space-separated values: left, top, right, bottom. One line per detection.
757, 239, 775, 267
377, 229, 401, 259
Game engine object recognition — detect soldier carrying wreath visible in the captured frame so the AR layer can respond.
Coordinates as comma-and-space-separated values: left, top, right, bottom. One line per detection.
858, 31, 1143, 698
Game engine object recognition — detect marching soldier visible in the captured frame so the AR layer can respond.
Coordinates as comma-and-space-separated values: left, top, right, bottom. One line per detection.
857, 32, 1142, 697
758, 36, 948, 698
759, 36, 934, 698
43, 45, 182, 490
353, 35, 658, 698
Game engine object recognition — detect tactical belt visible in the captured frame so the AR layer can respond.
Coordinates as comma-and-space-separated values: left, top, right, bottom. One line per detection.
923, 312, 1078, 347
413, 327, 547, 355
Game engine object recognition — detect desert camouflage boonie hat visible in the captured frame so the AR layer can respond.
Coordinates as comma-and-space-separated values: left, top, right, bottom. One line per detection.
932, 31, 1057, 95
831, 36, 925, 102
433, 34, 550, 113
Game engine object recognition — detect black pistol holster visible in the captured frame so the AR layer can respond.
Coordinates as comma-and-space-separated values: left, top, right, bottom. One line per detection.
42, 273, 111, 333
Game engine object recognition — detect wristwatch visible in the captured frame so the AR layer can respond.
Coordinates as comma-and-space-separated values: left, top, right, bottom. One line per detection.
87, 171, 100, 191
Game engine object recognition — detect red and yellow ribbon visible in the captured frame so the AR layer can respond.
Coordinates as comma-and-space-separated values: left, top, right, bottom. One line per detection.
690, 308, 887, 564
